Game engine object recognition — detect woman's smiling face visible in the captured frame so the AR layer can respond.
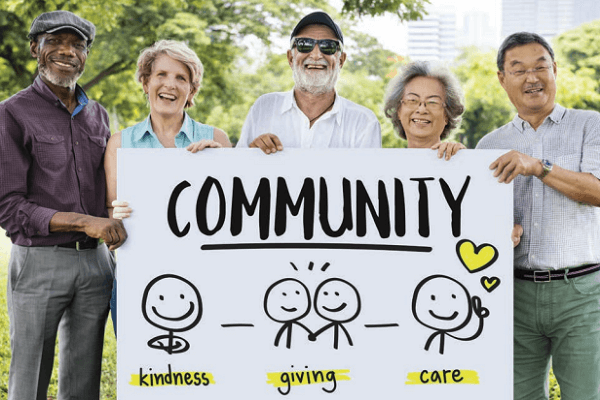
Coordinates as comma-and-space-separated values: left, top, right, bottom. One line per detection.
398, 76, 448, 146
143, 54, 193, 118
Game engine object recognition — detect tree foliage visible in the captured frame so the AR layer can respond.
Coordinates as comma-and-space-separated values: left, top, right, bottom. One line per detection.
452, 48, 514, 149
1, 0, 426, 144
341, 0, 429, 20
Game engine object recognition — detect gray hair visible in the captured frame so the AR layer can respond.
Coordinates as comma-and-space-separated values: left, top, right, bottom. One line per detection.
383, 61, 464, 140
136, 40, 204, 108
497, 32, 554, 71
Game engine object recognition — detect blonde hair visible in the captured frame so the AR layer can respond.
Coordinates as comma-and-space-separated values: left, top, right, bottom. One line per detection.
136, 40, 204, 108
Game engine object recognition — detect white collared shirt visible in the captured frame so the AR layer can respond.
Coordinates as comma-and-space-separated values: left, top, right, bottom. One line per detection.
237, 90, 381, 148
476, 104, 600, 270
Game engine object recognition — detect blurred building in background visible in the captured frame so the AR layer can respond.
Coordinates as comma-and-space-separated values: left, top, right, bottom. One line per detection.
407, 6, 458, 62
502, 0, 600, 41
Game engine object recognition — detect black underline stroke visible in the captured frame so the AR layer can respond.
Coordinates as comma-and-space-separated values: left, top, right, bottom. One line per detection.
201, 243, 432, 252
364, 323, 400, 328
221, 323, 255, 328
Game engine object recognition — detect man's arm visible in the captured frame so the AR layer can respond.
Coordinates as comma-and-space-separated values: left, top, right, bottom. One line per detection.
489, 150, 600, 207
0, 105, 127, 249
0, 105, 55, 238
49, 212, 126, 250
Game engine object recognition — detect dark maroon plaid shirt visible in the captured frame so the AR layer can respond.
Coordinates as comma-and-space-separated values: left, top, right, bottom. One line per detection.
0, 76, 111, 246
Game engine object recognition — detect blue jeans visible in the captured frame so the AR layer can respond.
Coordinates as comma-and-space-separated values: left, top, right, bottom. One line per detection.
514, 270, 600, 400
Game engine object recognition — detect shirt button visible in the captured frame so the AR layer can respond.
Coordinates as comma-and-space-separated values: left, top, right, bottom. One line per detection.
78, 167, 82, 172
534, 223, 539, 227
532, 255, 536, 259
75, 141, 79, 145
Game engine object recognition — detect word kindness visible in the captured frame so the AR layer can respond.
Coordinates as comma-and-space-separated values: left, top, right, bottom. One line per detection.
130, 364, 214, 387
167, 176, 471, 240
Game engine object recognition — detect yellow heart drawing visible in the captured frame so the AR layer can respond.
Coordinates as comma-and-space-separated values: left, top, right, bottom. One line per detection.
456, 239, 499, 273
481, 276, 501, 292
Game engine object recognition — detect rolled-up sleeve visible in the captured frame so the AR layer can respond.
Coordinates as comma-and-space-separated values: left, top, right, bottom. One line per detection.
0, 104, 57, 238
581, 113, 600, 179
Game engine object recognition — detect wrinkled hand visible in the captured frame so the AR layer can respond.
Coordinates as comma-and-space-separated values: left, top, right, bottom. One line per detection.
112, 200, 132, 220
512, 223, 523, 248
472, 296, 490, 318
83, 216, 127, 250
186, 139, 222, 153
431, 142, 466, 160
489, 150, 542, 183
249, 133, 283, 154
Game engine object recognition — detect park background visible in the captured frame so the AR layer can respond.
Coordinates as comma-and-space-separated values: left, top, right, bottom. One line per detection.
2, 0, 599, 398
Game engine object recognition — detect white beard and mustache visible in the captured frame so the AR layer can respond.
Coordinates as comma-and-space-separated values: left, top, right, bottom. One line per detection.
37, 58, 84, 90
292, 56, 340, 95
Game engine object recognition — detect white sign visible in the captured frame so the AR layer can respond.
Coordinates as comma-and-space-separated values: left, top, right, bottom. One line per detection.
117, 148, 513, 399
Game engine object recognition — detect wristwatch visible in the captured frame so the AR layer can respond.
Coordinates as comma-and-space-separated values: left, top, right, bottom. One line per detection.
539, 159, 553, 180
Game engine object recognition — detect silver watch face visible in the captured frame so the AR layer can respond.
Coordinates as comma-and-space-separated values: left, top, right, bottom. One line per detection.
542, 159, 553, 170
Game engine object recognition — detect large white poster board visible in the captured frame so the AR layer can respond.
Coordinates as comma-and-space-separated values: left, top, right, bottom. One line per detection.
117, 148, 513, 399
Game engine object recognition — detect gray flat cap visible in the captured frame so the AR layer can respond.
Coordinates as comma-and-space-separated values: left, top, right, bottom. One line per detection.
29, 10, 95, 46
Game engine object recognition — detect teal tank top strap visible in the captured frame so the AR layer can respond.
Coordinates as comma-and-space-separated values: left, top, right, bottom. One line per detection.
120, 124, 137, 149
190, 118, 215, 141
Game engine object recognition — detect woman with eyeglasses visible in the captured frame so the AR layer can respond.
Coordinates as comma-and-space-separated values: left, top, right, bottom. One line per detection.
383, 60, 523, 245
104, 40, 232, 334
383, 61, 466, 159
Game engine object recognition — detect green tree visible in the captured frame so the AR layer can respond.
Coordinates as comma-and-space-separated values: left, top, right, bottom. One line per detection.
553, 20, 600, 111
1, 0, 428, 136
453, 48, 514, 149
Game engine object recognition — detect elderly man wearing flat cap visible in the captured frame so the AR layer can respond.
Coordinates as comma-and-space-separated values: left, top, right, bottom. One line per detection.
237, 11, 381, 152
0, 10, 127, 400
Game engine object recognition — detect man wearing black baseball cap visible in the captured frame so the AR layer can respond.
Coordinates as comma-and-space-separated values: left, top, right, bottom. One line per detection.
237, 11, 381, 152
0, 10, 126, 400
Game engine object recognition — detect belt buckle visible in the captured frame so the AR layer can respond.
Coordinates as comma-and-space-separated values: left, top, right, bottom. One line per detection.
76, 241, 82, 251
533, 270, 551, 283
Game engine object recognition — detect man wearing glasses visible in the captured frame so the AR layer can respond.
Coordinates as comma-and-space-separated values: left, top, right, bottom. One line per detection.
477, 32, 600, 400
237, 11, 381, 152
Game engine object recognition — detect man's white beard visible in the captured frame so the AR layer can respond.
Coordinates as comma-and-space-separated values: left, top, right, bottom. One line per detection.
38, 61, 83, 90
292, 58, 340, 95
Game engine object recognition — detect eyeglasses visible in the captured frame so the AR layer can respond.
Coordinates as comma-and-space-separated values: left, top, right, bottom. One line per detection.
505, 65, 553, 77
292, 38, 341, 56
401, 97, 445, 111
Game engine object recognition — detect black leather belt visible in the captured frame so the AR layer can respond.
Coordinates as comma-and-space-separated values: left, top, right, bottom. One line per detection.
514, 263, 600, 282
56, 237, 99, 250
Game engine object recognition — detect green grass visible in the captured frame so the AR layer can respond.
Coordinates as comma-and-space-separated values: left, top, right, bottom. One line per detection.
0, 230, 561, 399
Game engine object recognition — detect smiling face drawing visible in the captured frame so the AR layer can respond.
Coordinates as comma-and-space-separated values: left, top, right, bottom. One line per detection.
142, 274, 203, 332
314, 278, 361, 322
264, 278, 311, 323
412, 275, 472, 332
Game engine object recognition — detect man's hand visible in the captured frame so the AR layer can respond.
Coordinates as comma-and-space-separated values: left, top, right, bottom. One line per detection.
431, 142, 466, 161
83, 216, 127, 250
489, 150, 543, 183
186, 139, 222, 153
249, 133, 283, 154
512, 223, 523, 248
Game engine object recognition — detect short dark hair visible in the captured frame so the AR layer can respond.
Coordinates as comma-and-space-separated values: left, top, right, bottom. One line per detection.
497, 32, 554, 71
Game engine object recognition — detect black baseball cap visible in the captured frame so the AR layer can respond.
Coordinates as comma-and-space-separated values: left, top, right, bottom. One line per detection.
290, 11, 344, 44
29, 10, 95, 46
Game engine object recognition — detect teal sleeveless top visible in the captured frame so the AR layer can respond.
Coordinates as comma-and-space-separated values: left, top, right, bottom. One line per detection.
121, 113, 215, 148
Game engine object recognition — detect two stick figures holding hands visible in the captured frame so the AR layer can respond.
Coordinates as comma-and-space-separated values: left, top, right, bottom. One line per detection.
264, 278, 361, 350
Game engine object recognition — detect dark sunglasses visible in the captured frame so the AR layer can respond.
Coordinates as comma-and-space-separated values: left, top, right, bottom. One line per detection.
292, 38, 341, 55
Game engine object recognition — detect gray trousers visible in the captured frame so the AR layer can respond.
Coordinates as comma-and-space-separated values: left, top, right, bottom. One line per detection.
7, 243, 115, 400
